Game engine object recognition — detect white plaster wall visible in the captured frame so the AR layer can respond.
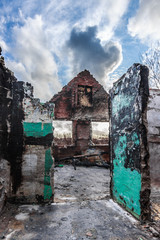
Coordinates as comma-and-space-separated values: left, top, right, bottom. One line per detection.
23, 97, 54, 123
16, 145, 54, 202
0, 159, 10, 210
147, 89, 160, 136
147, 89, 160, 185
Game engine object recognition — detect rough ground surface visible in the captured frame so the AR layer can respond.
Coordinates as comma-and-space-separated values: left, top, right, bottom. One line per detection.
54, 165, 110, 203
0, 165, 159, 240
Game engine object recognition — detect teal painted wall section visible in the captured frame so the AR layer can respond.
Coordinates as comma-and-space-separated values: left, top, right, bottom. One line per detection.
44, 148, 53, 200
112, 134, 141, 217
23, 122, 53, 137
109, 64, 150, 220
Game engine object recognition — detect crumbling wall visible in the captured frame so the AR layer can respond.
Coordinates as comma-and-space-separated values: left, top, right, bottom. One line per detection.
14, 83, 54, 203
147, 89, 160, 187
0, 50, 54, 206
0, 50, 16, 210
51, 70, 109, 164
109, 64, 150, 221
51, 70, 109, 121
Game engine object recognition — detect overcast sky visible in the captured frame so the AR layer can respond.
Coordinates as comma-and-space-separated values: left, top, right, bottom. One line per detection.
0, 0, 159, 101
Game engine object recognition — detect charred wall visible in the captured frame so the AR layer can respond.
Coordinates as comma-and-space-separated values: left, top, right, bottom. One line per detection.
0, 51, 19, 210
109, 64, 150, 221
51, 70, 109, 121
0, 51, 54, 208
51, 70, 109, 164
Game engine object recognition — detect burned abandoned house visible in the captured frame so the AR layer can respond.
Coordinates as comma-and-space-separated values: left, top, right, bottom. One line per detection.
50, 70, 109, 164
0, 47, 160, 239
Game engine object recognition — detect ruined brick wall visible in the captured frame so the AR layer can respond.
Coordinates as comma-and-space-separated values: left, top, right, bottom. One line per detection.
51, 70, 109, 121
51, 70, 109, 163
109, 64, 150, 221
147, 89, 160, 187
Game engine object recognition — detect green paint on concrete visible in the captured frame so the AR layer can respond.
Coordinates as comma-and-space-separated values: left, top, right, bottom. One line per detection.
112, 94, 134, 115
44, 148, 53, 200
113, 134, 141, 216
50, 111, 54, 118
131, 132, 140, 145
23, 122, 53, 138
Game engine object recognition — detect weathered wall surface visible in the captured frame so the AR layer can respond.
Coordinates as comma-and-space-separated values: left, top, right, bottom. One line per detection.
51, 70, 109, 121
51, 70, 109, 164
15, 84, 54, 203
0, 50, 17, 210
147, 89, 160, 186
109, 64, 150, 221
0, 51, 54, 208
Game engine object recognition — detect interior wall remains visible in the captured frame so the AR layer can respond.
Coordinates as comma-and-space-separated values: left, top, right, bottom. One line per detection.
147, 89, 160, 188
109, 64, 150, 221
0, 52, 54, 208
51, 70, 109, 164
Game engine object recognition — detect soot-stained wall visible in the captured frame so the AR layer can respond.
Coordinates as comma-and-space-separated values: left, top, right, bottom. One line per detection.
50, 70, 109, 121
15, 83, 54, 203
109, 64, 150, 221
0, 50, 54, 207
50, 70, 109, 164
0, 50, 20, 209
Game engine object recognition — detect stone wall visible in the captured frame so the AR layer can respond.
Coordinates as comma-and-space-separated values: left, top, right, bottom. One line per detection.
109, 64, 150, 221
147, 89, 160, 187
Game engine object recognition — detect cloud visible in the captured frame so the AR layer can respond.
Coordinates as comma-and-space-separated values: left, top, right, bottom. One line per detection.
67, 26, 122, 88
6, 15, 62, 101
128, 0, 160, 43
74, 0, 130, 42
0, 0, 130, 100
0, 37, 9, 52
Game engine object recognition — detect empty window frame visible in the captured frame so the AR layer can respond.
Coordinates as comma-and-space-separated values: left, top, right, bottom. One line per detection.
91, 122, 109, 144
52, 120, 72, 145
77, 85, 92, 107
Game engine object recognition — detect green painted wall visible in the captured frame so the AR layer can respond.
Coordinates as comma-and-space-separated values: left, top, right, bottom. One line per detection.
112, 134, 141, 217
44, 148, 53, 200
23, 122, 53, 138
109, 65, 148, 219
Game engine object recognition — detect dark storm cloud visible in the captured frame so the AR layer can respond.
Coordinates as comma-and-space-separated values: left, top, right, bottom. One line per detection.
67, 26, 122, 82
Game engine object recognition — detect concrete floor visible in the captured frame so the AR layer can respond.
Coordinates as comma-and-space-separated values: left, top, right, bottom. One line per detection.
54, 165, 110, 203
0, 165, 159, 240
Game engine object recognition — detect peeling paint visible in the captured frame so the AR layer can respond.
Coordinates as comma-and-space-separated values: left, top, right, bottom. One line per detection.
23, 122, 53, 138
44, 148, 53, 200
110, 63, 150, 221
113, 134, 141, 216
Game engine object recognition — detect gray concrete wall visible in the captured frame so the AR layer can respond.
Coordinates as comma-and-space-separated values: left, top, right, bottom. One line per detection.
147, 89, 160, 186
